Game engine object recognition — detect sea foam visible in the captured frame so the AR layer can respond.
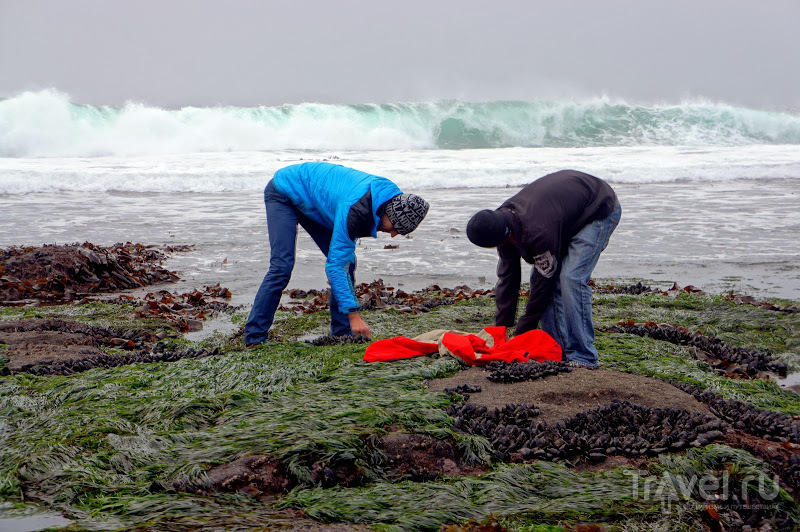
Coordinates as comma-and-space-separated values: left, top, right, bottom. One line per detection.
1, 89, 799, 158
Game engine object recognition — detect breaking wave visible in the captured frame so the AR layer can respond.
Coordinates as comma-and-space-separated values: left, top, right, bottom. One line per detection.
2, 89, 799, 157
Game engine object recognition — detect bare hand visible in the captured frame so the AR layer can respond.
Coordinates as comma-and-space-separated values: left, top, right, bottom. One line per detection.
348, 313, 371, 338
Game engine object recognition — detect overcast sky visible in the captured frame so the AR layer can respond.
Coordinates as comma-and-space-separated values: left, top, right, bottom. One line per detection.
1, 0, 798, 109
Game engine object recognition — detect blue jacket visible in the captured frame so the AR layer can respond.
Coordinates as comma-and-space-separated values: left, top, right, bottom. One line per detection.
272, 162, 403, 314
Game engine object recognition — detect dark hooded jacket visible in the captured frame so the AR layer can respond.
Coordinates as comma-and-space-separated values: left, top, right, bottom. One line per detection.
494, 170, 617, 334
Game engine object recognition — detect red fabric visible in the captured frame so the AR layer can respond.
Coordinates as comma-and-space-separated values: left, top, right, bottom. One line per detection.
363, 336, 439, 362
482, 329, 562, 364
363, 326, 562, 365
482, 326, 508, 348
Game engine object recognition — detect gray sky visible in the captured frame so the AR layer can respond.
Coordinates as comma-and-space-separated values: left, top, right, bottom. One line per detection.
1, 0, 798, 109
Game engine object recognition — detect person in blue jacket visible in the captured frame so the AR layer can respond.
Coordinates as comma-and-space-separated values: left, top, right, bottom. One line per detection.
245, 162, 429, 346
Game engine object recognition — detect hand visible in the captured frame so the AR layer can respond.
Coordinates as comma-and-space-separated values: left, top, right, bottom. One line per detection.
348, 312, 371, 338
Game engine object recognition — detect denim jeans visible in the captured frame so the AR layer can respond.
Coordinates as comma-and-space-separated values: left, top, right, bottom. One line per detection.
244, 180, 355, 345
539, 202, 622, 367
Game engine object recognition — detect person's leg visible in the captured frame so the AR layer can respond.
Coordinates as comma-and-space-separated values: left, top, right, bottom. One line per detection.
244, 182, 299, 345
558, 203, 622, 366
540, 275, 567, 357
298, 216, 356, 336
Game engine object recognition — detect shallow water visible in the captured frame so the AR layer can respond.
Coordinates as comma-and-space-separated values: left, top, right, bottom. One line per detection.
1, 178, 798, 304
0, 514, 74, 532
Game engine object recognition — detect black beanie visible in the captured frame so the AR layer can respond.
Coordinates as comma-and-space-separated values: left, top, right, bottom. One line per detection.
466, 209, 510, 248
385, 194, 430, 235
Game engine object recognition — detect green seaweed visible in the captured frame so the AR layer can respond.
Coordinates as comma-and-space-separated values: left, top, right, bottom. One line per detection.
0, 287, 798, 529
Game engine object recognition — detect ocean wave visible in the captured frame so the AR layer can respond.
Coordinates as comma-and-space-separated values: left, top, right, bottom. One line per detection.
2, 89, 800, 157
1, 145, 799, 195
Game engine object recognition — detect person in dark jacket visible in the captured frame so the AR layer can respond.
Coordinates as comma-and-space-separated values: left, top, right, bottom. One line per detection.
466, 170, 621, 368
245, 162, 429, 346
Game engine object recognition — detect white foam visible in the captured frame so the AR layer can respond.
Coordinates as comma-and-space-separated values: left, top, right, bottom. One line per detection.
1, 145, 799, 195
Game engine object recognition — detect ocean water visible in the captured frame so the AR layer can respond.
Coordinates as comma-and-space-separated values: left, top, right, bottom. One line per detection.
1, 90, 799, 301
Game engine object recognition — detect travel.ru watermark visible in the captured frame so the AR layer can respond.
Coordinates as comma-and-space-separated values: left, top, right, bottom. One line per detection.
626, 469, 782, 510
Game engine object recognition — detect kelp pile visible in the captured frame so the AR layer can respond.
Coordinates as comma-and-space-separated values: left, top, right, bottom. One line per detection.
126, 283, 234, 332
281, 279, 494, 315
724, 293, 799, 313
0, 242, 186, 304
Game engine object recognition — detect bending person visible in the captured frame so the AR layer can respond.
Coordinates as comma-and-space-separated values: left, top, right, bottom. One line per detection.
245, 162, 429, 346
466, 169, 621, 368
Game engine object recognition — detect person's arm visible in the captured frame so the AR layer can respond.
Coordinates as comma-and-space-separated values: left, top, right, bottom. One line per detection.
494, 243, 521, 327
326, 215, 367, 334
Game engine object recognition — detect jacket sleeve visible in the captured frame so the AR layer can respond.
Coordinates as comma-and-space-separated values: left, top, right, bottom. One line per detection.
325, 209, 361, 314
514, 235, 561, 335
494, 243, 521, 327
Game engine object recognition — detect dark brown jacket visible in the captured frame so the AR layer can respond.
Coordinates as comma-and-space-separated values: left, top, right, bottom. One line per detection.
494, 170, 617, 334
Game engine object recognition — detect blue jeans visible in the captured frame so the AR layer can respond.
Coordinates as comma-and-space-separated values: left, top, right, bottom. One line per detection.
244, 180, 355, 344
540, 202, 622, 367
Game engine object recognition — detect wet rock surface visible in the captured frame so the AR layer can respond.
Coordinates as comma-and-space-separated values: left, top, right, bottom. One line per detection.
602, 320, 788, 377
377, 431, 485, 481
172, 454, 291, 498
0, 318, 156, 374
428, 365, 713, 424
175, 432, 485, 499
0, 242, 186, 304
0, 318, 223, 376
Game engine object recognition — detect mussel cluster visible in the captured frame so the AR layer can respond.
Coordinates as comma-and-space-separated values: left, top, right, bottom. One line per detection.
604, 322, 787, 376
306, 334, 371, 346
673, 382, 800, 443
484, 360, 572, 383
447, 399, 726, 463
673, 382, 800, 498
590, 281, 655, 295
18, 345, 222, 377
442, 384, 482, 399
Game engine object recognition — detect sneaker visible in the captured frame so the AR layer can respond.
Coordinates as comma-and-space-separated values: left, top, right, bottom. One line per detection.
567, 361, 599, 370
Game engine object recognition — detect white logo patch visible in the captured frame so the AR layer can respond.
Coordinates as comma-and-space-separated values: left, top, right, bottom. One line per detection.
534, 250, 557, 278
